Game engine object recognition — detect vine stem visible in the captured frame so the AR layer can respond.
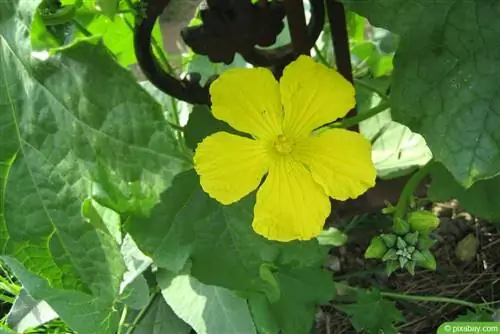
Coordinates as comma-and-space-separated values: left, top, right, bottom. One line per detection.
313, 44, 329, 67
125, 291, 160, 334
332, 101, 390, 129
354, 78, 390, 102
284, 0, 309, 55
117, 305, 128, 334
121, 2, 181, 127
382, 291, 495, 312
335, 283, 496, 312
393, 161, 434, 222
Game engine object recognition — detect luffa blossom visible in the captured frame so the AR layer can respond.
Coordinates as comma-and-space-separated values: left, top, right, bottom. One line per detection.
194, 55, 376, 242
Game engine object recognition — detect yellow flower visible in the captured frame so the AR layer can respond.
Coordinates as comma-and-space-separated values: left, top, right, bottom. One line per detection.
194, 55, 376, 242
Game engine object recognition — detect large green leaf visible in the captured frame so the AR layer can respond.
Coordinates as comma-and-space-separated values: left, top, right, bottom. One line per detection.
183, 105, 236, 150
158, 269, 257, 334
428, 163, 500, 224
343, 0, 500, 187
265, 266, 334, 334
129, 294, 192, 334
127, 170, 328, 294
2, 258, 120, 333
0, 1, 189, 331
6, 289, 58, 333
356, 78, 432, 179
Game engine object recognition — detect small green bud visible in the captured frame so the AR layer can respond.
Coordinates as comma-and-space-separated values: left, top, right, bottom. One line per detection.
416, 249, 437, 271
365, 236, 388, 259
406, 260, 416, 276
408, 211, 440, 234
404, 231, 419, 246
382, 249, 398, 261
393, 217, 410, 235
385, 260, 399, 276
399, 256, 408, 269
396, 236, 407, 250
407, 246, 415, 254
382, 201, 396, 214
381, 234, 397, 248
418, 235, 437, 250
412, 249, 425, 262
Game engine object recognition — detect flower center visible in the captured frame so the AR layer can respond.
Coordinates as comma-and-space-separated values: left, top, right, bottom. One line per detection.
273, 135, 294, 155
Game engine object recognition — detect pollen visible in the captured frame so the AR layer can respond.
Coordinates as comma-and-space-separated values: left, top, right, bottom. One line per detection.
273, 134, 294, 155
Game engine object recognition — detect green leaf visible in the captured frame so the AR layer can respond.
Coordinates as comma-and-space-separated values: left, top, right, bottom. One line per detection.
2, 258, 120, 333
140, 81, 181, 126
346, 12, 365, 43
351, 42, 394, 77
247, 293, 280, 334
82, 198, 122, 244
120, 275, 150, 310
1, 2, 188, 331
344, 0, 500, 186
6, 289, 58, 333
337, 289, 404, 334
157, 269, 257, 334
31, 8, 69, 51
119, 235, 153, 310
0, 327, 15, 334
74, 11, 164, 67
186, 54, 248, 85
356, 78, 432, 180
120, 235, 153, 288
126, 170, 327, 293
267, 266, 334, 334
429, 163, 500, 224
183, 105, 235, 150
316, 227, 347, 246
130, 294, 192, 334
259, 264, 280, 303
95, 0, 118, 17
454, 309, 493, 322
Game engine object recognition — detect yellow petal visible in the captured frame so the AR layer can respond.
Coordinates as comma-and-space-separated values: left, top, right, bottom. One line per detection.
194, 132, 270, 205
210, 67, 283, 140
295, 128, 376, 201
252, 157, 330, 241
280, 55, 355, 138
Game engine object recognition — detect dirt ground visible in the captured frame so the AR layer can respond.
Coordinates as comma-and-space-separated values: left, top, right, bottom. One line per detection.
316, 201, 500, 334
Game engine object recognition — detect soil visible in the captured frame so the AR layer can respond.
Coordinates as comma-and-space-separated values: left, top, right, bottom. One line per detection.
315, 201, 500, 334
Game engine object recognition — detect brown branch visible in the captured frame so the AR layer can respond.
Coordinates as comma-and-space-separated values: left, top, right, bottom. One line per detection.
284, 0, 309, 56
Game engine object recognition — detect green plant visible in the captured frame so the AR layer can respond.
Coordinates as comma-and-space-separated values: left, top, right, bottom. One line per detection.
1, 0, 500, 333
